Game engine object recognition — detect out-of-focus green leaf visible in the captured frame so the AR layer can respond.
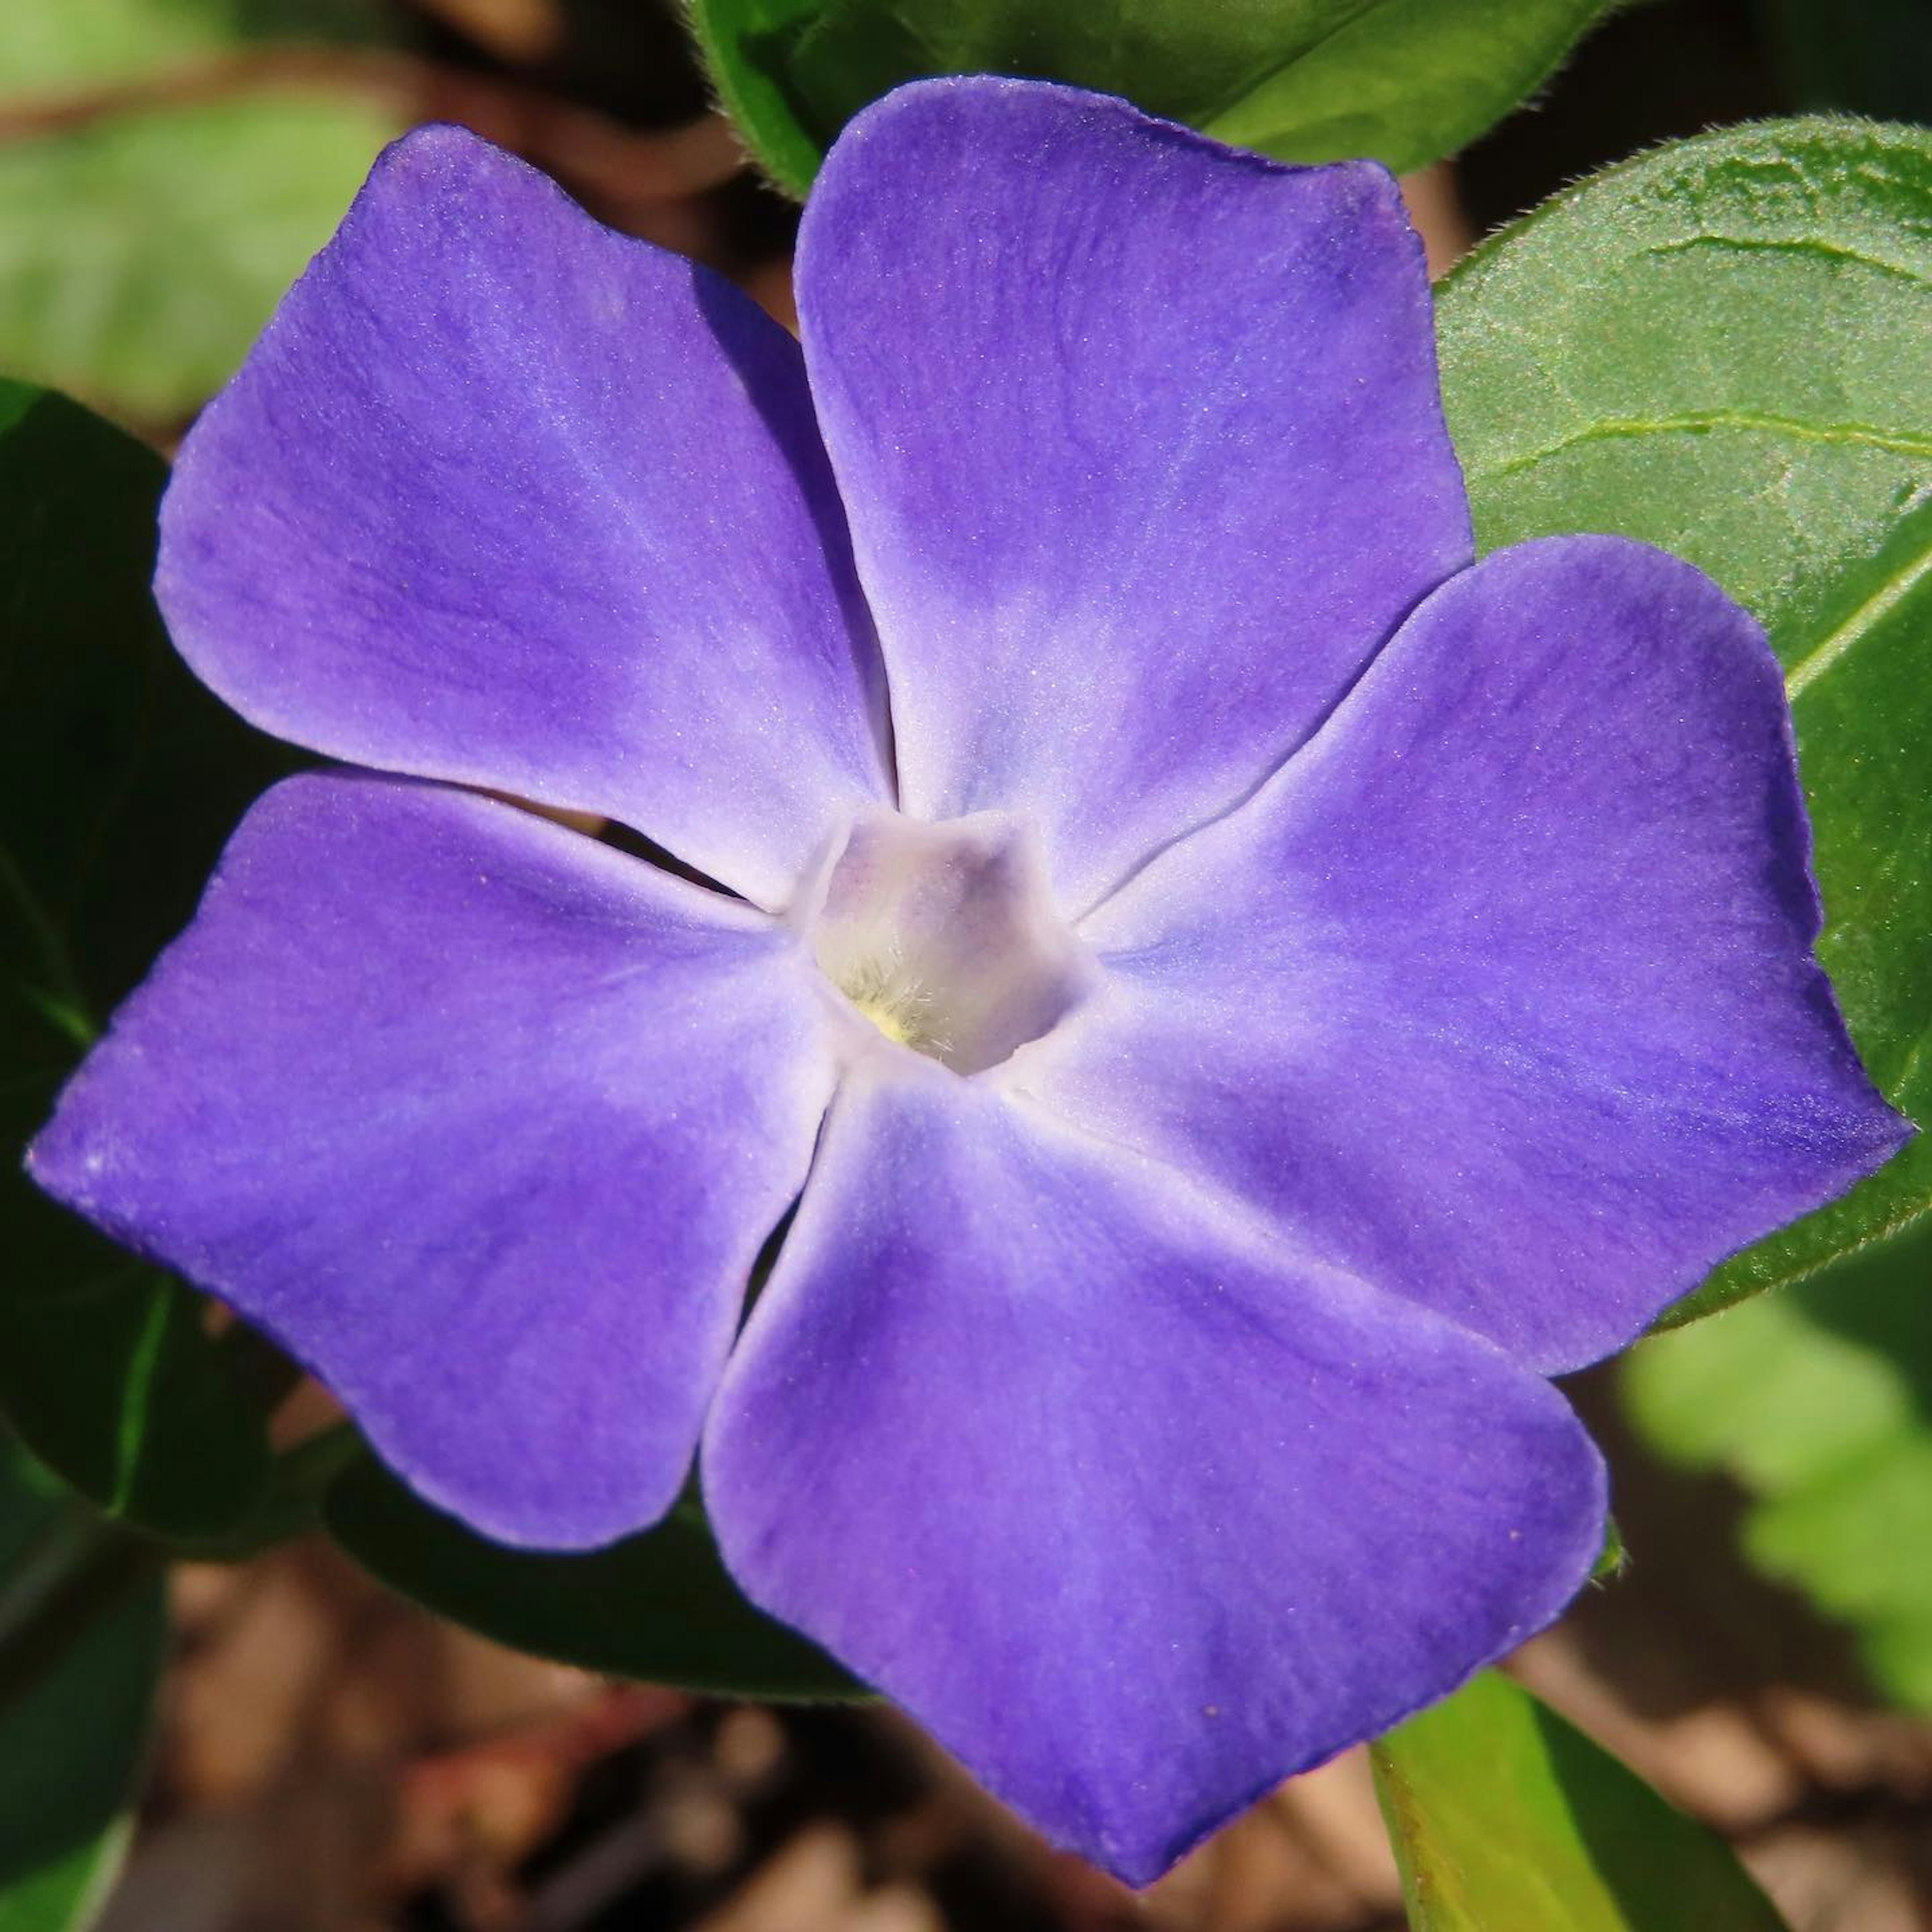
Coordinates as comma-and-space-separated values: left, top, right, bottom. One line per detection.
1436, 117, 1932, 1324
1625, 1216, 1932, 1709
1373, 1670, 1788, 1931
1, 377, 295, 1538
688, 0, 1616, 198
326, 1456, 868, 1702
0, 1435, 164, 1932
1, 0, 387, 89
1759, 0, 1932, 125
0, 1, 399, 421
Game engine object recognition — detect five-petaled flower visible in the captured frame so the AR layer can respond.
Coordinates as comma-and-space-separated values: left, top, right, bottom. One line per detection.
28, 77, 1909, 1884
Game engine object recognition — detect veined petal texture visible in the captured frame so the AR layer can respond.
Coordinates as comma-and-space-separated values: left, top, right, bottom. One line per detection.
158, 126, 890, 911
705, 1066, 1604, 1884
30, 774, 838, 1548
796, 78, 1472, 913
1028, 536, 1911, 1371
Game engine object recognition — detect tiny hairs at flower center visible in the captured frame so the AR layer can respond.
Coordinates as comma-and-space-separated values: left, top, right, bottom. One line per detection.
798, 811, 1097, 1075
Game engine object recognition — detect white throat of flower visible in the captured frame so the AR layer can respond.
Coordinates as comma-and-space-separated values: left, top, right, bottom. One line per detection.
798, 811, 1095, 1076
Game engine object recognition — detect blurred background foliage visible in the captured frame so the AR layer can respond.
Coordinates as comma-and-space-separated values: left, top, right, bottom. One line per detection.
0, 1, 399, 419
2, 0, 1926, 433
1628, 1218, 1932, 1716
0, 0, 756, 425
4, 1, 1932, 1928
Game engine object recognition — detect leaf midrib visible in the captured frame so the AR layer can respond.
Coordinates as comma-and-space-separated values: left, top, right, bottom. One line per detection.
1786, 521, 1932, 699
1192, 0, 1387, 124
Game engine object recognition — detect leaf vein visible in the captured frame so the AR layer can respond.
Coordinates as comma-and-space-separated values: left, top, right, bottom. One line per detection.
1641, 232, 1932, 290
1488, 410, 1932, 481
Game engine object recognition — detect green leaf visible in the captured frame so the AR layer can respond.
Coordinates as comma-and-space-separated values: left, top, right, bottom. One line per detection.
326, 1455, 867, 1702
0, 3, 399, 421
688, 0, 1616, 198
0, 1436, 164, 1932
1625, 1214, 1932, 1710
1372, 1670, 1789, 1931
1201, 0, 1612, 175
1435, 117, 1932, 1324
1, 0, 388, 90
1591, 1514, 1627, 1584
1, 377, 296, 1538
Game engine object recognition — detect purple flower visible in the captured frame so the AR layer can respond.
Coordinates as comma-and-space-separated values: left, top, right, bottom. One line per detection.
29, 77, 1908, 1883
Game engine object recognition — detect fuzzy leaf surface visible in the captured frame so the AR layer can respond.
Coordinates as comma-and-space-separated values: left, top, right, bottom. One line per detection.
1437, 117, 1932, 1323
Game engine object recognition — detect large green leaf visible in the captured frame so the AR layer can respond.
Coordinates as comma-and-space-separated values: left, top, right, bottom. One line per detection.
0, 1436, 164, 1932
1625, 1215, 1932, 1710
1, 377, 295, 1537
688, 0, 1616, 198
1373, 1670, 1788, 1931
326, 1456, 866, 1702
0, 2, 399, 421
1436, 118, 1932, 1324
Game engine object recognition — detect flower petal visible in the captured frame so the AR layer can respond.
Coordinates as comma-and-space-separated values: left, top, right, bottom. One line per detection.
29, 773, 837, 1548
158, 126, 889, 911
795, 77, 1472, 913
703, 1066, 1604, 1885
1024, 535, 1913, 1372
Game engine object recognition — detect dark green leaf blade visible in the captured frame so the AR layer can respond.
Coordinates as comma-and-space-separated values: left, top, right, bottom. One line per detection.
1, 377, 294, 1538
1373, 1670, 1789, 1931
685, 0, 834, 201
1201, 0, 1608, 175
0, 1435, 164, 1932
688, 0, 1616, 198
1435, 118, 1932, 1323
326, 1455, 868, 1702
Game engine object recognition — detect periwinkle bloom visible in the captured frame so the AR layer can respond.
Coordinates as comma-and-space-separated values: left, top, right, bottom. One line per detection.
29, 77, 1908, 1882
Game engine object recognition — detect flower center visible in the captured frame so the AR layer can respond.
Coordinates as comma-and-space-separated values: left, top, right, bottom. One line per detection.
803, 813, 1094, 1075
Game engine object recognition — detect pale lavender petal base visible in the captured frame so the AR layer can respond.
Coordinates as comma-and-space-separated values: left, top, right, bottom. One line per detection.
1029, 536, 1912, 1372
704, 1065, 1605, 1885
159, 126, 889, 910
796, 79, 1472, 911
30, 774, 837, 1548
